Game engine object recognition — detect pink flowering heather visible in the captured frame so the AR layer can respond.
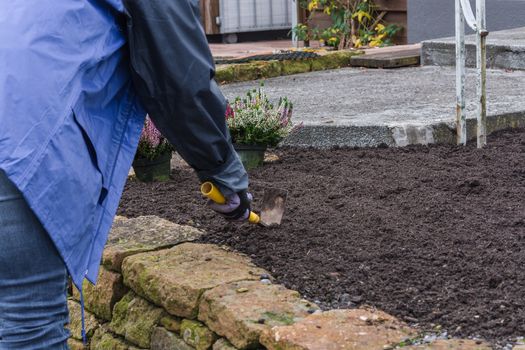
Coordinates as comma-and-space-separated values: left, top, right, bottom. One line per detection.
140, 116, 163, 147
225, 103, 235, 120
135, 116, 172, 160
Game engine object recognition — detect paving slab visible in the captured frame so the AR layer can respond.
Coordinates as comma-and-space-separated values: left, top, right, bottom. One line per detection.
422, 27, 525, 71
221, 65, 525, 148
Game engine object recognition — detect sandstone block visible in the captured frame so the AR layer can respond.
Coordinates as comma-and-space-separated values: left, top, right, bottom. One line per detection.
68, 299, 100, 341
260, 308, 417, 350
73, 268, 128, 321
181, 319, 218, 350
122, 243, 267, 318
110, 292, 165, 348
160, 315, 183, 333
405, 339, 492, 350
151, 327, 194, 350
90, 325, 145, 350
103, 216, 203, 272
199, 280, 317, 349
68, 338, 86, 350
213, 339, 238, 350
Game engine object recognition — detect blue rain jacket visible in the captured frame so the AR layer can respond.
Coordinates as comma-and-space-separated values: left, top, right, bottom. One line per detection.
0, 0, 248, 290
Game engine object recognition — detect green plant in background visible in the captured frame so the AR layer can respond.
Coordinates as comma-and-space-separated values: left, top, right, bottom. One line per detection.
226, 85, 301, 147
290, 23, 310, 42
292, 0, 401, 49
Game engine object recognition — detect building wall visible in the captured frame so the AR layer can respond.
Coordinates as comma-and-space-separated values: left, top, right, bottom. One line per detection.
408, 0, 525, 43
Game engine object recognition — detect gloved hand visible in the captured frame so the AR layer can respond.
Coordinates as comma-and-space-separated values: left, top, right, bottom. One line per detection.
208, 190, 253, 221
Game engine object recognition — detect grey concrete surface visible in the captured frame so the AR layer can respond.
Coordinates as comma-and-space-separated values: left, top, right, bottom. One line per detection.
422, 27, 525, 70
221, 66, 525, 147
408, 0, 525, 44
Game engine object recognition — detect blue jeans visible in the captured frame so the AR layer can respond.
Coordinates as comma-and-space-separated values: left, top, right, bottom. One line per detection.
0, 170, 70, 349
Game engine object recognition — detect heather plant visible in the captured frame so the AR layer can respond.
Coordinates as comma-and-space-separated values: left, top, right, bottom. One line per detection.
226, 85, 300, 147
135, 116, 172, 160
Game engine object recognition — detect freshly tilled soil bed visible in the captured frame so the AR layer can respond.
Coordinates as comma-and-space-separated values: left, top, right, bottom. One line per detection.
118, 129, 525, 346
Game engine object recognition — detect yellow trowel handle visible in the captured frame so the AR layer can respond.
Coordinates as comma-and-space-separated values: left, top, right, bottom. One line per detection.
200, 182, 260, 224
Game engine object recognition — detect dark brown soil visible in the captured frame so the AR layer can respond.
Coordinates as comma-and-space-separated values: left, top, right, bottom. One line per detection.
118, 128, 525, 345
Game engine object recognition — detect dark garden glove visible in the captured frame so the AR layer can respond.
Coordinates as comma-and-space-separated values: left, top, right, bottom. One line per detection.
208, 190, 253, 221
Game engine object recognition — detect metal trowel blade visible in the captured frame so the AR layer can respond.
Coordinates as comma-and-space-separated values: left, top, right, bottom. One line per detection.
259, 188, 288, 227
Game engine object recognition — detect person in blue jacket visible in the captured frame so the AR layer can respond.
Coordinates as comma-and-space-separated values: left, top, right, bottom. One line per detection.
0, 1, 252, 348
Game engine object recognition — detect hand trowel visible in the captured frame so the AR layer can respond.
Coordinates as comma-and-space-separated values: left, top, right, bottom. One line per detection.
201, 182, 287, 227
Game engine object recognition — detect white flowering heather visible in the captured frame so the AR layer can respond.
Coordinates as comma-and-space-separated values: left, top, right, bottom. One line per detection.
135, 116, 172, 160
227, 85, 300, 147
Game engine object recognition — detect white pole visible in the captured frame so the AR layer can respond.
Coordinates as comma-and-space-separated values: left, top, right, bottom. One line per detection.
476, 0, 488, 148
291, 0, 299, 48
455, 0, 467, 145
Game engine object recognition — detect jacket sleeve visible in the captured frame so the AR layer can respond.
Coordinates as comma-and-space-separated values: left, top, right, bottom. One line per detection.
122, 0, 248, 195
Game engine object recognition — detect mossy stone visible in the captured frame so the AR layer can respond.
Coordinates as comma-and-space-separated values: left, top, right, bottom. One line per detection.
151, 327, 194, 350
215, 65, 235, 84
90, 325, 142, 350
309, 51, 358, 71
72, 268, 128, 321
256, 60, 282, 79
213, 338, 238, 350
110, 291, 165, 348
67, 338, 85, 350
233, 63, 260, 82
180, 319, 218, 350
67, 299, 100, 341
160, 315, 183, 333
280, 59, 312, 75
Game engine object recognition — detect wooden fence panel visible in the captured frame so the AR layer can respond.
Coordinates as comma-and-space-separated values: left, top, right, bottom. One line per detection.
200, 0, 220, 35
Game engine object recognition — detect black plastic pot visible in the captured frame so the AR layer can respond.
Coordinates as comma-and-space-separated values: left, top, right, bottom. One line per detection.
233, 144, 267, 170
132, 152, 171, 182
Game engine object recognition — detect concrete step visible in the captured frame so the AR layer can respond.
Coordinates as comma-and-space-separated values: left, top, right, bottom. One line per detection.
422, 27, 525, 71
221, 66, 525, 148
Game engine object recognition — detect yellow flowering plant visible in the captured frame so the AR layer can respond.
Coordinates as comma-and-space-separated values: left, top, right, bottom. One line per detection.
294, 0, 401, 49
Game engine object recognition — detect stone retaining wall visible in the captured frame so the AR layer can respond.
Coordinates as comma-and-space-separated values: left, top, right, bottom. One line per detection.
68, 215, 493, 350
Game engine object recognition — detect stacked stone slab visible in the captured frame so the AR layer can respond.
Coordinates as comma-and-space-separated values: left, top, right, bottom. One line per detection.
68, 215, 497, 349
67, 215, 204, 349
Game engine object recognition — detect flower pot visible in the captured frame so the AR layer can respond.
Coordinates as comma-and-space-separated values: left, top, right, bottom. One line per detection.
132, 152, 171, 182
234, 144, 267, 170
